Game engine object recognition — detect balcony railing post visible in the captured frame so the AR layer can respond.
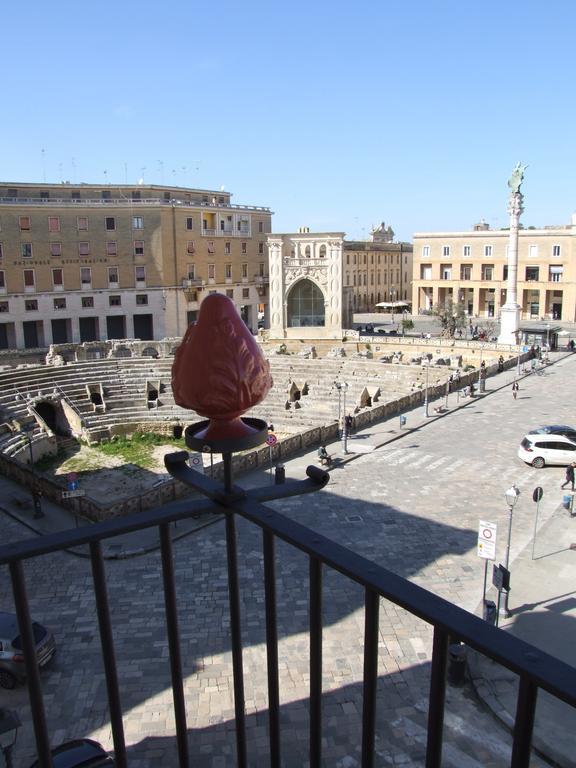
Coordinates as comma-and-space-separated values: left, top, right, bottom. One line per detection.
309, 557, 323, 768
263, 530, 281, 767
425, 627, 449, 768
511, 676, 538, 768
361, 588, 379, 768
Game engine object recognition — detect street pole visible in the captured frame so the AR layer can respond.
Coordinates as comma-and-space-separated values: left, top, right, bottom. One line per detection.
501, 485, 520, 618
342, 383, 348, 454
423, 362, 429, 417
445, 377, 449, 408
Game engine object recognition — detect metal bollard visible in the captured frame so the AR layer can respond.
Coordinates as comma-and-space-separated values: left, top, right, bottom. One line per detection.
274, 463, 285, 485
448, 643, 467, 686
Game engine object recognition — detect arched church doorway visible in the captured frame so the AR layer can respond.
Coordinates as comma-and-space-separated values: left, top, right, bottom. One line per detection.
287, 279, 325, 327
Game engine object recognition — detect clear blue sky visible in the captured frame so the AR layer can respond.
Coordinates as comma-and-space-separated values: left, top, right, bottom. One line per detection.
4, 1, 575, 241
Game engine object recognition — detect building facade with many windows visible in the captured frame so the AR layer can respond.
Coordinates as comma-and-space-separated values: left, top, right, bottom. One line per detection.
411, 217, 576, 321
0, 182, 272, 349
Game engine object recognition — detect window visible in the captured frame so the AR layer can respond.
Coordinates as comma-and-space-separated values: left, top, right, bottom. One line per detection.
259, 262, 265, 276
40, 191, 49, 200
529, 245, 538, 258
133, 240, 144, 256
241, 242, 247, 254
187, 241, 195, 254
258, 222, 263, 233
186, 217, 193, 230
21, 243, 33, 258
25, 299, 38, 311
54, 297, 66, 310
463, 245, 471, 256
101, 190, 111, 200
440, 264, 452, 280
553, 244, 561, 257
105, 217, 116, 231
208, 264, 215, 279
132, 191, 141, 201
109, 295, 121, 306
78, 241, 90, 256
0, 271, 4, 289
242, 288, 249, 299
484, 245, 493, 257
80, 267, 92, 285
503, 265, 509, 281
108, 267, 119, 285
422, 245, 430, 257
0, 243, 3, 259
77, 216, 88, 231
460, 264, 472, 280
52, 269, 63, 288
226, 289, 234, 299
482, 264, 494, 280
135, 266, 146, 283
72, 191, 81, 200
258, 242, 264, 255
526, 266, 539, 281
225, 242, 231, 255
241, 263, 248, 278
82, 297, 94, 308
187, 264, 196, 280
442, 245, 450, 257
24, 269, 35, 286
48, 216, 60, 232
50, 242, 62, 257
225, 264, 232, 279
207, 241, 215, 254
106, 241, 117, 256
0, 301, 8, 313
549, 265, 563, 282
132, 216, 143, 230
19, 216, 31, 231
420, 264, 432, 279
136, 294, 148, 305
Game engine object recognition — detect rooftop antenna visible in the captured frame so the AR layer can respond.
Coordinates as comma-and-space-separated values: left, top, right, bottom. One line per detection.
103, 169, 108, 185
140, 167, 146, 184
41, 148, 46, 183
58, 162, 63, 183
71, 157, 76, 184
181, 166, 187, 187
157, 160, 164, 185
124, 162, 128, 184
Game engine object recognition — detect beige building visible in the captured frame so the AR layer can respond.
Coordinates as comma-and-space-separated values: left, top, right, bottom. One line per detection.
344, 223, 413, 313
412, 217, 576, 321
0, 182, 272, 349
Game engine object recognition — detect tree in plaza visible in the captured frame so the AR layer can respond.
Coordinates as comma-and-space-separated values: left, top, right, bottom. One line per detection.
431, 299, 467, 338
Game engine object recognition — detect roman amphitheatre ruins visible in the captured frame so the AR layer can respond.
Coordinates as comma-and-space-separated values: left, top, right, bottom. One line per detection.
0, 333, 516, 521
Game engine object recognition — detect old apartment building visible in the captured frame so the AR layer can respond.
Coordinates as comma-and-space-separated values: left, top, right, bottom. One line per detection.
0, 182, 272, 349
344, 223, 413, 313
411, 217, 576, 321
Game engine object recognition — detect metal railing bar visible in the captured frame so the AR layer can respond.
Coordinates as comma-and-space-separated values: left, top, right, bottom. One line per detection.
511, 676, 538, 768
159, 523, 189, 768
229, 493, 576, 707
89, 541, 127, 768
425, 627, 449, 768
0, 496, 215, 564
263, 530, 281, 767
223, 452, 248, 768
309, 557, 323, 768
10, 559, 53, 767
361, 589, 379, 768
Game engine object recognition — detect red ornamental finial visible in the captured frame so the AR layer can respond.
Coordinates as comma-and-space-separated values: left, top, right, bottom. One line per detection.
172, 294, 273, 441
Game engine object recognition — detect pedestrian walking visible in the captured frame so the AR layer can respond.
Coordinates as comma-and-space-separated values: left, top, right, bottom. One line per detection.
512, 380, 519, 400
561, 462, 575, 491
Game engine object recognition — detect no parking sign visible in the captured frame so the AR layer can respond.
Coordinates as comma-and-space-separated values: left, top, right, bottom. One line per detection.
477, 520, 497, 560
188, 452, 204, 474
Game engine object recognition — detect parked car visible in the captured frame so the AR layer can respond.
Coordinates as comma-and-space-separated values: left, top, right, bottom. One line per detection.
0, 612, 56, 689
528, 425, 576, 442
29, 739, 114, 767
518, 434, 576, 468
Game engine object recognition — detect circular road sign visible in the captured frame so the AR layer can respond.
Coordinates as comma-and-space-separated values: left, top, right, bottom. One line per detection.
266, 434, 278, 446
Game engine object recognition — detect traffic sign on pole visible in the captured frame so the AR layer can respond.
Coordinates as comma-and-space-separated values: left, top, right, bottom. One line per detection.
266, 433, 277, 446
477, 520, 497, 560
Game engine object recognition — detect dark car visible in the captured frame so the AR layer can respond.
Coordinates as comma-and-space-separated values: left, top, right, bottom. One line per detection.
0, 612, 56, 689
30, 739, 114, 767
528, 425, 576, 442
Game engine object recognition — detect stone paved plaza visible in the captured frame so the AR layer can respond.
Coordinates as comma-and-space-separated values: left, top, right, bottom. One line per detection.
2, 354, 576, 766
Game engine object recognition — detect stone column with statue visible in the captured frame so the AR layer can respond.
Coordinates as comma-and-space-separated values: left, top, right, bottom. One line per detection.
498, 162, 527, 345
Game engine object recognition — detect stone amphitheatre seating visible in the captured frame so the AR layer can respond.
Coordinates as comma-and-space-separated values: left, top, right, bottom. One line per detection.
0, 339, 452, 460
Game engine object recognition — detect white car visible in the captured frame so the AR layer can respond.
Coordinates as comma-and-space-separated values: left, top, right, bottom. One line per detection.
518, 434, 576, 468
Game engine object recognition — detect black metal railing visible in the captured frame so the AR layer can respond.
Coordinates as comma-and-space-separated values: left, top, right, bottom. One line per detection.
2, 459, 576, 768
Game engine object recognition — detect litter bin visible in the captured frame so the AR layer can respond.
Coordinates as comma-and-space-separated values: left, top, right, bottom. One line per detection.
448, 643, 467, 686
173, 425, 183, 439
274, 464, 285, 485
562, 494, 574, 514
483, 599, 497, 625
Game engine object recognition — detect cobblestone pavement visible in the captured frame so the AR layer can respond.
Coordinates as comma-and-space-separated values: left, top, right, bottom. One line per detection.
3, 355, 576, 766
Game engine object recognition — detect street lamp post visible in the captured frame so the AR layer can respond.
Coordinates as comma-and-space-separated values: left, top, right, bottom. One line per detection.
501, 484, 520, 618
335, 382, 342, 437
335, 382, 349, 453
423, 360, 430, 417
